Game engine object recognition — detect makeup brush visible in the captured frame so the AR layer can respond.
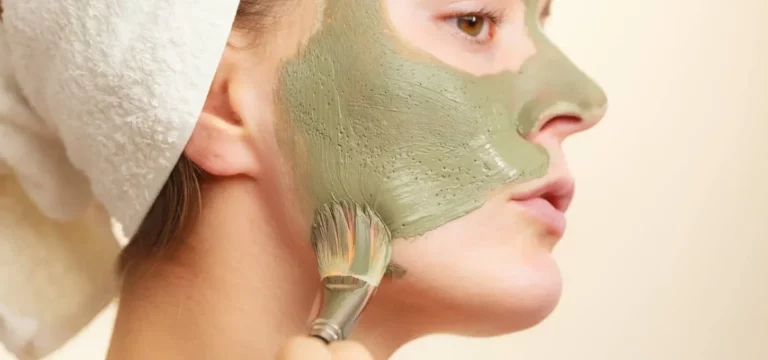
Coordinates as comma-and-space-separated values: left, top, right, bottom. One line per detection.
308, 201, 392, 343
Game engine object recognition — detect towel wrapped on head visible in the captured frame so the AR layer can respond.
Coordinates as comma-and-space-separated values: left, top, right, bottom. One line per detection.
0, 0, 239, 358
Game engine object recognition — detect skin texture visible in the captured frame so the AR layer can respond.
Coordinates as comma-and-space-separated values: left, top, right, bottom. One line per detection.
109, 1, 608, 359
279, 0, 603, 238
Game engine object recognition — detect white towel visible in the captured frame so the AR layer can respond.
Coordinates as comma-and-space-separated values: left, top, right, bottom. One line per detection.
0, 176, 120, 360
0, 1, 240, 358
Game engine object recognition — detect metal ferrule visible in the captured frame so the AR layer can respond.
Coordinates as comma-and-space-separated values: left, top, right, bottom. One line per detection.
309, 275, 376, 343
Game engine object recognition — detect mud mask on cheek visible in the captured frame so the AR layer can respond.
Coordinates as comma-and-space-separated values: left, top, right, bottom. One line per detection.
276, 0, 606, 238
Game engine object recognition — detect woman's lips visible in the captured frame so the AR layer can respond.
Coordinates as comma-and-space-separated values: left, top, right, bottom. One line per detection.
513, 197, 567, 237
508, 177, 575, 238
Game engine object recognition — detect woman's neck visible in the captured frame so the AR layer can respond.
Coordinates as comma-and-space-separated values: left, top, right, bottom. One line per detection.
107, 178, 411, 360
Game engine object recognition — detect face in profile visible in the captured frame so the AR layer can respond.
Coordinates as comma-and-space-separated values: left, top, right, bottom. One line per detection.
204, 0, 607, 337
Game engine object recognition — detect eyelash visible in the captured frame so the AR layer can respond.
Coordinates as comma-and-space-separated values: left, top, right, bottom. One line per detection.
442, 8, 505, 45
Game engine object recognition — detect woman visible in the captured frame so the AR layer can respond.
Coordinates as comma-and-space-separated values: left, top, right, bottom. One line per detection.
2, 0, 607, 359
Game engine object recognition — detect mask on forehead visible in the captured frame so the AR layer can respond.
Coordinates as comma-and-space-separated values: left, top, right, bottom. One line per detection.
277, 0, 603, 238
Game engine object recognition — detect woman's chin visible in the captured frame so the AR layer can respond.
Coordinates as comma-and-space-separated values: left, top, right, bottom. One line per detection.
385, 245, 563, 337
464, 252, 563, 336
382, 199, 565, 337
424, 248, 563, 337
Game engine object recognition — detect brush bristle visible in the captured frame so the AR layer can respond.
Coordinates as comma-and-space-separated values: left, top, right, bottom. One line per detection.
311, 201, 392, 286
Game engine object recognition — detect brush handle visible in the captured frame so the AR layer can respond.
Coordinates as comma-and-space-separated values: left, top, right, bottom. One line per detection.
309, 276, 376, 343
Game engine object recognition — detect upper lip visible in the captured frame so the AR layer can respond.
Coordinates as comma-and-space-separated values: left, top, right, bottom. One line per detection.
508, 177, 576, 212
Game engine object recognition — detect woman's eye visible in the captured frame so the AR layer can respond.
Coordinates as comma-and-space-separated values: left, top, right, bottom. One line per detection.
456, 15, 486, 37
449, 13, 496, 43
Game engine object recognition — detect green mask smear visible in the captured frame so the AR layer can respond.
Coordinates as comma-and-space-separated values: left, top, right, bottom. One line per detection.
277, 0, 607, 239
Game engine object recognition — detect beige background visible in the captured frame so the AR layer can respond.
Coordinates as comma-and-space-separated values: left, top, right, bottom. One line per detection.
3, 0, 766, 358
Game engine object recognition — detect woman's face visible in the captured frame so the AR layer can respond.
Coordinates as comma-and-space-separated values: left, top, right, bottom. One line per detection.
225, 0, 607, 336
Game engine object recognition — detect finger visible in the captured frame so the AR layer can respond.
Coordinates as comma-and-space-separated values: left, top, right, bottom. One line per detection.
328, 341, 374, 360
276, 336, 332, 360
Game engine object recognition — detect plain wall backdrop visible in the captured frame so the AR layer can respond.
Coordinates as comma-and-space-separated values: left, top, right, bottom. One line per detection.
3, 0, 766, 358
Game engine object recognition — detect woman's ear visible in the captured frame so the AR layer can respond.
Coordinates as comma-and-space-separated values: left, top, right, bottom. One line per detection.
184, 61, 260, 179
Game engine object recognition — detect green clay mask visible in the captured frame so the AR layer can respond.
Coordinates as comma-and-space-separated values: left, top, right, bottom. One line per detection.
277, 0, 606, 238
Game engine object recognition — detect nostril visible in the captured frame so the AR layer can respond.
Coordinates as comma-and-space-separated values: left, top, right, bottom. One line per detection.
537, 115, 583, 135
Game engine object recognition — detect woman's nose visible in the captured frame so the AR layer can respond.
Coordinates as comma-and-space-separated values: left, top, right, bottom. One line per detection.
517, 37, 608, 143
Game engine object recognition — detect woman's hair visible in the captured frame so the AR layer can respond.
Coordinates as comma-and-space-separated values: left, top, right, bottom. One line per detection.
118, 0, 282, 273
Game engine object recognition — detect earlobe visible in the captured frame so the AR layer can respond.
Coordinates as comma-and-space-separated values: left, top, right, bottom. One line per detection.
184, 84, 260, 179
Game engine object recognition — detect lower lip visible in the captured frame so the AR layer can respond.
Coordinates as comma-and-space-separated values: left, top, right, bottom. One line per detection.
512, 198, 567, 238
